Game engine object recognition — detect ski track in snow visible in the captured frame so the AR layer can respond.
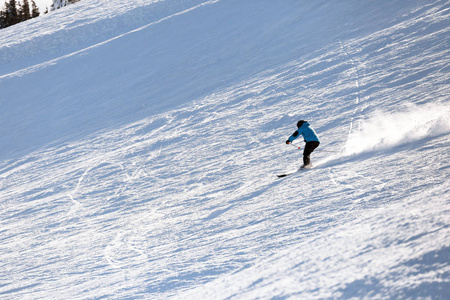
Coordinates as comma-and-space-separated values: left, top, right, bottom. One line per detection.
1, 0, 450, 299
339, 39, 363, 147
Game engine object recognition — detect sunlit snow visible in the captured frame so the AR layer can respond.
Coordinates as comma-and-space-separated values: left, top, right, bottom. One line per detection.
0, 0, 449, 299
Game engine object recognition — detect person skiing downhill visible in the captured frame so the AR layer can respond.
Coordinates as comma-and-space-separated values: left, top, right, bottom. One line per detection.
286, 120, 320, 169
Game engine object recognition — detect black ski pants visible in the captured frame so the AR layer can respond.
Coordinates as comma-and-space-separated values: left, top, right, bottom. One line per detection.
303, 141, 320, 166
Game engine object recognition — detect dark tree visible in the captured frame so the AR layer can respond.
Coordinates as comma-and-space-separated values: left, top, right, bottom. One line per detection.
5, 0, 19, 26
30, 0, 39, 18
0, 9, 6, 28
17, 0, 31, 22
22, 0, 31, 20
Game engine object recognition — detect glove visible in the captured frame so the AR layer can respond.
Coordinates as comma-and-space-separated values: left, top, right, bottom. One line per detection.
286, 140, 291, 144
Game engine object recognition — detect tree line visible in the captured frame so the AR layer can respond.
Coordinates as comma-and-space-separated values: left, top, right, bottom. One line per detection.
1, 0, 40, 28
1, 0, 81, 29
51, 0, 80, 11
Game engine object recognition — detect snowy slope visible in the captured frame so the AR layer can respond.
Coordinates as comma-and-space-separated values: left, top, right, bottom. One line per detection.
1, 0, 449, 299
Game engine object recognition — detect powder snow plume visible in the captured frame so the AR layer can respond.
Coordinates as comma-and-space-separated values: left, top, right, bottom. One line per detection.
344, 102, 450, 155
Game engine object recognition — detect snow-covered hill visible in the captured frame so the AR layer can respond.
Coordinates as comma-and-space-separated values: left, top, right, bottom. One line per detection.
0, 0, 449, 299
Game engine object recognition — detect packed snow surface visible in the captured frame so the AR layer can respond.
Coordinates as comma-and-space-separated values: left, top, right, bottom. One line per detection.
0, 0, 449, 299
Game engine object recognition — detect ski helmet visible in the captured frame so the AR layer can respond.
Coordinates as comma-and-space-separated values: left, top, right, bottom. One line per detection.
297, 120, 306, 128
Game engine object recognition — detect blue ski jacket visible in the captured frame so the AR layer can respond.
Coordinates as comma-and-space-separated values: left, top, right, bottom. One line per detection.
288, 121, 320, 143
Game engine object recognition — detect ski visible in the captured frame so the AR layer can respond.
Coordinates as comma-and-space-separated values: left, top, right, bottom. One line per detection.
277, 169, 301, 178
277, 165, 313, 178
277, 171, 296, 178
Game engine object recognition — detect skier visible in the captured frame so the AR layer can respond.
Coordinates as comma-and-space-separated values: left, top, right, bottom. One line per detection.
286, 120, 320, 169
